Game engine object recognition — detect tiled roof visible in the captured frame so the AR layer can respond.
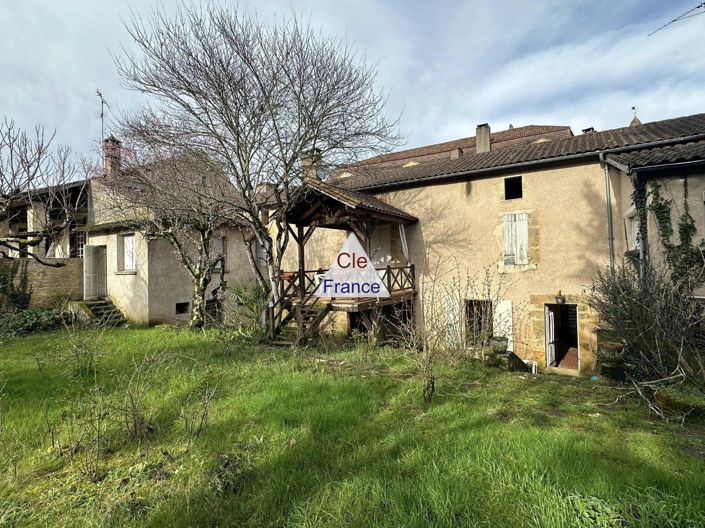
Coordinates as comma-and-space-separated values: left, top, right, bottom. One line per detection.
335, 113, 705, 191
606, 140, 705, 172
305, 177, 417, 223
353, 125, 573, 167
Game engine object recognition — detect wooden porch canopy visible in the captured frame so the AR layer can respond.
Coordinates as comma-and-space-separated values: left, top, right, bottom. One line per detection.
270, 177, 418, 342
286, 176, 417, 243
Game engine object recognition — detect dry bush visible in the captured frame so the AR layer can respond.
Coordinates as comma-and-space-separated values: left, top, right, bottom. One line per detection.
390, 258, 517, 403
181, 370, 218, 445
118, 354, 167, 442
591, 260, 705, 419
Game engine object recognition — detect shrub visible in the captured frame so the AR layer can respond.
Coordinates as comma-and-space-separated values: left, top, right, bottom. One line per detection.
591, 261, 705, 385
590, 261, 705, 385
0, 307, 63, 337
222, 280, 267, 343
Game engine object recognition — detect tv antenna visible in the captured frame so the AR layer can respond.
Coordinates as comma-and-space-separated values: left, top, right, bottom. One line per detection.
96, 90, 111, 166
649, 2, 705, 36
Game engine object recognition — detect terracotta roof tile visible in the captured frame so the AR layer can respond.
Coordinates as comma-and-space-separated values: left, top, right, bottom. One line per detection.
335, 113, 705, 191
353, 125, 573, 167
606, 140, 705, 172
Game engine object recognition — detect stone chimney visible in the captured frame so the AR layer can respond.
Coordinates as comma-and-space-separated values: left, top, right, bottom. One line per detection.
450, 147, 463, 160
302, 148, 322, 181
582, 127, 596, 135
103, 135, 121, 177
476, 124, 490, 153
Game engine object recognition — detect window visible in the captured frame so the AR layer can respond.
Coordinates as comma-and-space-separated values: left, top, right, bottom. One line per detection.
504, 176, 523, 200
625, 208, 640, 251
118, 234, 136, 271
175, 302, 190, 314
503, 213, 529, 265
70, 231, 85, 258
210, 236, 226, 269
465, 300, 493, 345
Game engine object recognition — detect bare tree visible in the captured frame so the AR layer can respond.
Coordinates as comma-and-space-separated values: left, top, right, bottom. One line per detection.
99, 138, 239, 329
391, 258, 517, 403
0, 119, 84, 266
115, 4, 399, 313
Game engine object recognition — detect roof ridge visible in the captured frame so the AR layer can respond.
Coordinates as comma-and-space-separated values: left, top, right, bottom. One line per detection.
337, 112, 705, 191
352, 124, 573, 167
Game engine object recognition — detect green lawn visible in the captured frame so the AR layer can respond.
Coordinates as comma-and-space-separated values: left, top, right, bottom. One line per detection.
1, 328, 704, 527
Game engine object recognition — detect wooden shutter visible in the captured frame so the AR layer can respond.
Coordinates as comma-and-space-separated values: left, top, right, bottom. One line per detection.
123, 235, 135, 270
516, 213, 529, 265
493, 300, 514, 351
503, 215, 516, 265
503, 213, 529, 266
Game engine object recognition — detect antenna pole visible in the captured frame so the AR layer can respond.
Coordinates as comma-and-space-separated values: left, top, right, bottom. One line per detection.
96, 90, 109, 167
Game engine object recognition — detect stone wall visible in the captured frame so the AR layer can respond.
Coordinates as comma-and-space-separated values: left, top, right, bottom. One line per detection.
25, 258, 84, 306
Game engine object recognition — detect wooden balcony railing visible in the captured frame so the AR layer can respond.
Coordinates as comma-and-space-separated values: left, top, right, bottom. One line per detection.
283, 264, 415, 299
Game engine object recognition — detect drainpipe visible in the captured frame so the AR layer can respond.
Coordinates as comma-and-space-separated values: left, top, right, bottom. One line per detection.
599, 153, 615, 273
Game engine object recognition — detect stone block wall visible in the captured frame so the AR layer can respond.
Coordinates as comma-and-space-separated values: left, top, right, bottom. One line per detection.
25, 258, 84, 306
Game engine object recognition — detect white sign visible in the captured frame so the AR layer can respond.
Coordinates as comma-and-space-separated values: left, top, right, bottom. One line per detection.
315, 233, 390, 298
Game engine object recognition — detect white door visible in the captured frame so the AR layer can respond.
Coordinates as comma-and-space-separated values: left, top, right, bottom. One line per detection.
95, 246, 107, 298
545, 305, 556, 367
83, 246, 97, 300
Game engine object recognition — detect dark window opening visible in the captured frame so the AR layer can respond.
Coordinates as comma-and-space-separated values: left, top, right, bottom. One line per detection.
504, 176, 523, 200
175, 302, 190, 314
465, 300, 493, 346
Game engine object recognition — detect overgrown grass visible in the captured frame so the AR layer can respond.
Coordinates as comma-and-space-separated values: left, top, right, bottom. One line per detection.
1, 327, 704, 526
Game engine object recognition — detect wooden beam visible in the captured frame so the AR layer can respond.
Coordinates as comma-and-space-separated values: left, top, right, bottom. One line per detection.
302, 225, 317, 246
288, 224, 300, 244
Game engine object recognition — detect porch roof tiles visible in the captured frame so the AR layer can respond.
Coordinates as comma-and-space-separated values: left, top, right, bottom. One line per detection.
605, 140, 705, 173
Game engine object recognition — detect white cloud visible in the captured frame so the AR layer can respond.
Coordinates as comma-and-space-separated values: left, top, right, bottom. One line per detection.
0, 0, 703, 155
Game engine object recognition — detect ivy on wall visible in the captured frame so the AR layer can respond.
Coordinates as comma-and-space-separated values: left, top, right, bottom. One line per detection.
0, 259, 32, 312
632, 175, 705, 289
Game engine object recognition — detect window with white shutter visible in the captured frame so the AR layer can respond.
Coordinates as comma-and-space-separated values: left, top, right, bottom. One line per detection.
119, 234, 135, 271
503, 213, 529, 265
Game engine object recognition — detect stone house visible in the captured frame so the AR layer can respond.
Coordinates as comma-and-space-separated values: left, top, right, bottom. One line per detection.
279, 113, 705, 375
6, 112, 705, 376
81, 138, 256, 325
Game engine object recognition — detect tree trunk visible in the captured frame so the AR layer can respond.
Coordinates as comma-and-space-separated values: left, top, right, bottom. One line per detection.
190, 274, 208, 329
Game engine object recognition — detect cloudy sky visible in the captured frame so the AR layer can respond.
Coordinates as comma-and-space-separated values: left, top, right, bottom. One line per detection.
1, 0, 704, 156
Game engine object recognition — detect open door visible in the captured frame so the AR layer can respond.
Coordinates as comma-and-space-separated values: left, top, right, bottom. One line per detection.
545, 304, 579, 370
545, 305, 556, 367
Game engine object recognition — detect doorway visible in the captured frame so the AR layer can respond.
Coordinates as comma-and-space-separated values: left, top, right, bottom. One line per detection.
544, 304, 579, 370
95, 245, 107, 298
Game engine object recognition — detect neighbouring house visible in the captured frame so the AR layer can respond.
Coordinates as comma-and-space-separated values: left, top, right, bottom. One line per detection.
81, 137, 256, 325
275, 113, 705, 375
0, 180, 88, 307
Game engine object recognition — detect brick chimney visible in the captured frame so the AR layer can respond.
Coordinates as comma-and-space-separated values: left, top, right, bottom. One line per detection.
103, 135, 121, 177
476, 124, 490, 153
302, 148, 322, 181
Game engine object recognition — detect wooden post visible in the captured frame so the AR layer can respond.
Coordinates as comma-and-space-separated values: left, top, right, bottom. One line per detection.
297, 225, 305, 302
386, 264, 392, 294
297, 225, 305, 336
410, 263, 416, 292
